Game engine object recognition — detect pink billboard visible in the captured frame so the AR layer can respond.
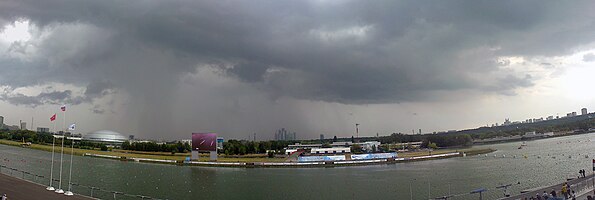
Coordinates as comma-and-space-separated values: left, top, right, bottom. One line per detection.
192, 133, 218, 151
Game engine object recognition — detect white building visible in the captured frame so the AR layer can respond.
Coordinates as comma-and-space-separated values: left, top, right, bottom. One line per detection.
180, 139, 192, 145
581, 108, 588, 115
83, 130, 127, 144
310, 147, 350, 154
359, 141, 381, 152
37, 127, 50, 133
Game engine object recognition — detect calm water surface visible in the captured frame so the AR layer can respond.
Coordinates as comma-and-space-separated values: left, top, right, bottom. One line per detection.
1, 133, 593, 200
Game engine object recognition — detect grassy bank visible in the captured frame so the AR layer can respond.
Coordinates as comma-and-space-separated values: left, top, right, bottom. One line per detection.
0, 139, 493, 163
0, 139, 286, 162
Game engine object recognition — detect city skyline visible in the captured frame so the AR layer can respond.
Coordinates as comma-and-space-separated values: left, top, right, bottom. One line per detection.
1, 1, 595, 140
0, 106, 591, 141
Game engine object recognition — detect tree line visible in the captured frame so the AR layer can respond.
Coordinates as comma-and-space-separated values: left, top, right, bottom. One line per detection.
121, 141, 191, 154
222, 140, 295, 155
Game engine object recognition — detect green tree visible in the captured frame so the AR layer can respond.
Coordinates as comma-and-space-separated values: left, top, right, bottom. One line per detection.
351, 144, 362, 153
428, 142, 438, 149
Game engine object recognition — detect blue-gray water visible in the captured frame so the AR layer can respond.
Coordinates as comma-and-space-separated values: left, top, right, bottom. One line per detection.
1, 133, 593, 200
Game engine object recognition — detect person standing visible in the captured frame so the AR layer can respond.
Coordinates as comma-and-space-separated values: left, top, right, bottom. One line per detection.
562, 182, 568, 199
536, 193, 542, 200
1, 194, 7, 200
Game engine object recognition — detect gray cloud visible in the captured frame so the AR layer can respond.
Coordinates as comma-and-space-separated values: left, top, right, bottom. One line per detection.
584, 53, 595, 62
1, 1, 594, 104
1, 1, 595, 138
1, 90, 72, 106
0, 82, 113, 107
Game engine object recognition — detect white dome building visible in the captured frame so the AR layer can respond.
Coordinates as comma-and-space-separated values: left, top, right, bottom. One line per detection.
83, 130, 127, 143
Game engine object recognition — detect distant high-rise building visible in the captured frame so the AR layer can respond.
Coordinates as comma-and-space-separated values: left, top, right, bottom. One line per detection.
129, 135, 135, 140
572, 112, 577, 117
320, 134, 324, 140
37, 127, 50, 133
20, 122, 26, 130
581, 108, 587, 115
503, 118, 511, 126
0, 116, 3, 129
274, 128, 297, 141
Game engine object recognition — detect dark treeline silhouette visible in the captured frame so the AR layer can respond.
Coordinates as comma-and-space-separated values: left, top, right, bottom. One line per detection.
222, 140, 295, 155
121, 141, 191, 153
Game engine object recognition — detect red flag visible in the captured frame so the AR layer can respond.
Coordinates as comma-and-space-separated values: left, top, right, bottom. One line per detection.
50, 114, 56, 121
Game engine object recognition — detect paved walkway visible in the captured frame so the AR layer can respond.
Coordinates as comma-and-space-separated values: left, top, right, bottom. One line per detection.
576, 188, 594, 200
0, 173, 91, 200
503, 174, 594, 200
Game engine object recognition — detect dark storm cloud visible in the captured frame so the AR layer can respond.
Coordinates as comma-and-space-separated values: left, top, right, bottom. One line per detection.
84, 80, 113, 99
1, 0, 595, 105
2, 0, 595, 139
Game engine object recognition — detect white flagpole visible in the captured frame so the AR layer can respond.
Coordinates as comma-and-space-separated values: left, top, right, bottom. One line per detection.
46, 133, 55, 191
64, 137, 75, 196
55, 136, 65, 194
63, 106, 66, 135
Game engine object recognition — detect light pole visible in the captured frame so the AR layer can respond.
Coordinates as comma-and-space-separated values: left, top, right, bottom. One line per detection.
355, 124, 360, 138
470, 188, 486, 200
496, 183, 513, 197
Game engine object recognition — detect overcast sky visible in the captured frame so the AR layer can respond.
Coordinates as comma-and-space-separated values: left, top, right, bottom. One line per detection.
1, 1, 595, 140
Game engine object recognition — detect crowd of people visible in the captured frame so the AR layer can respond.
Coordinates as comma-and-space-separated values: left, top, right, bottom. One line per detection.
527, 185, 576, 200
523, 169, 593, 200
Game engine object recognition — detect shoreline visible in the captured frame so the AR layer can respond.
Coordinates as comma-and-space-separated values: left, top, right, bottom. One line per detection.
81, 148, 495, 168
0, 139, 495, 168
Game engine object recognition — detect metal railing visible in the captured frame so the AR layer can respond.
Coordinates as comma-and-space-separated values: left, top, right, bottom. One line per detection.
0, 165, 164, 200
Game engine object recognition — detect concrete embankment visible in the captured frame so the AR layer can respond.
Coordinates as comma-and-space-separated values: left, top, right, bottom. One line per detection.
84, 152, 461, 167
0, 173, 92, 200
83, 153, 177, 164
501, 174, 594, 200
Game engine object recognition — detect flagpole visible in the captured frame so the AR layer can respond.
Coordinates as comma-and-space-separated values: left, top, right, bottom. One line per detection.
56, 105, 66, 194
64, 137, 75, 196
55, 136, 65, 194
63, 106, 66, 135
46, 133, 55, 191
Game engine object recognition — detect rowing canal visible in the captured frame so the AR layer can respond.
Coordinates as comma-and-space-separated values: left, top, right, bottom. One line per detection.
0, 133, 593, 200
